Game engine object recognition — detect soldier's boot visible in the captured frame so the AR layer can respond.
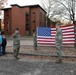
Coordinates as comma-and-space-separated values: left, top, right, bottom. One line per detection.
55, 59, 62, 63
35, 48, 37, 50
15, 57, 20, 59
16, 57, 20, 59
34, 47, 37, 50
59, 59, 62, 63
14, 55, 20, 59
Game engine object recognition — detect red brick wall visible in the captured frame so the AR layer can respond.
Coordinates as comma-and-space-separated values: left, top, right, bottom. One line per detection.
11, 6, 26, 36
3, 5, 46, 36
8, 9, 12, 35
30, 7, 40, 35
22, 7, 30, 35
39, 8, 46, 27
4, 10, 9, 35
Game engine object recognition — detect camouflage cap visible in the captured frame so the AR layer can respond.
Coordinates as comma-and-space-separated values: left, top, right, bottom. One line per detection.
15, 28, 19, 31
56, 23, 60, 26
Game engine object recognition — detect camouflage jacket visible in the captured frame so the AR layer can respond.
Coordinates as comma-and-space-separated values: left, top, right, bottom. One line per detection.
55, 28, 63, 42
12, 33, 20, 45
33, 33, 37, 42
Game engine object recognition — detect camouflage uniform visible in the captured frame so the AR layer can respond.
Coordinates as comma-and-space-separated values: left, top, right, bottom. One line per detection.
12, 33, 20, 58
33, 32, 37, 50
55, 28, 63, 60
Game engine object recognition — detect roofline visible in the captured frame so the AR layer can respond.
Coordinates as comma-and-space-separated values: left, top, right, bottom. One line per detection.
2, 4, 46, 13
11, 4, 21, 8
1, 7, 11, 10
21, 4, 46, 13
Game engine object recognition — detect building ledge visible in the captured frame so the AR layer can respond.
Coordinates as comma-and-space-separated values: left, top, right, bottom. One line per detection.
2, 4, 46, 13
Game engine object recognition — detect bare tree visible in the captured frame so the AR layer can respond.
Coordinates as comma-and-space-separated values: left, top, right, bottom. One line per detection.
41, 0, 76, 24
0, 0, 7, 18
41, 0, 54, 26
52, 0, 76, 24
41, 0, 68, 24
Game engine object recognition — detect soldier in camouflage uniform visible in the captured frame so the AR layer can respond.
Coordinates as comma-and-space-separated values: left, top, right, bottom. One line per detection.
55, 23, 63, 63
12, 28, 20, 59
33, 30, 37, 50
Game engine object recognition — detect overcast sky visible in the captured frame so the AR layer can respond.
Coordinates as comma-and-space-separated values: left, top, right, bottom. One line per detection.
6, 0, 41, 7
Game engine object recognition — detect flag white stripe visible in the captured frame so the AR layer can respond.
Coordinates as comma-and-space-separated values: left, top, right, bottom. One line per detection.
53, 36, 74, 38
52, 32, 74, 36
38, 36, 51, 38
37, 25, 75, 46
37, 38, 75, 41
51, 29, 74, 33
51, 25, 74, 30
37, 42, 75, 44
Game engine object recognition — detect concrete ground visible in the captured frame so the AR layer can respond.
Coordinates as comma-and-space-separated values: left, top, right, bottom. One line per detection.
0, 38, 75, 75
7, 39, 33, 46
6, 38, 76, 57
0, 57, 76, 75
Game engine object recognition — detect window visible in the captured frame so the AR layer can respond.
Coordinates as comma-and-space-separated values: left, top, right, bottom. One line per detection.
33, 21, 35, 22
33, 12, 35, 14
7, 14, 8, 16
7, 22, 8, 24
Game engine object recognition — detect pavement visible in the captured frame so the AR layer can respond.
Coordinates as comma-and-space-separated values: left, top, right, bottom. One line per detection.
0, 37, 75, 75
6, 37, 33, 46
6, 38, 76, 57
0, 57, 76, 75
7, 38, 33, 46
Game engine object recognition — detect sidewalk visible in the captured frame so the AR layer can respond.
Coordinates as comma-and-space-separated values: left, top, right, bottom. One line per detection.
7, 39, 33, 46
0, 56, 76, 75
6, 36, 33, 40
6, 38, 76, 59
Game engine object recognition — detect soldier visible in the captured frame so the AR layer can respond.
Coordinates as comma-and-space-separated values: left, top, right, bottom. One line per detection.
12, 28, 20, 59
55, 23, 63, 63
33, 30, 37, 50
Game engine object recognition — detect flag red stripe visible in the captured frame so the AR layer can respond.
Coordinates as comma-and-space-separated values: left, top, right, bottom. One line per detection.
38, 43, 74, 46
37, 40, 74, 42
37, 24, 75, 46
37, 42, 75, 44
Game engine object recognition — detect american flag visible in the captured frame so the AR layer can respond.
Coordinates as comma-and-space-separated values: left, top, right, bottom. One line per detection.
37, 24, 75, 47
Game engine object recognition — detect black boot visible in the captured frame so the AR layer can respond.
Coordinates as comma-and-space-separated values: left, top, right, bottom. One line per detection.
55, 59, 62, 63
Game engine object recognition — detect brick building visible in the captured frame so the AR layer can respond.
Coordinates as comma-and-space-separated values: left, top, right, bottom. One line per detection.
2, 4, 46, 36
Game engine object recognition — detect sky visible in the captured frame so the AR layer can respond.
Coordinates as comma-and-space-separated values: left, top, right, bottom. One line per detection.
4, 0, 76, 21
1, 0, 41, 19
6, 0, 41, 7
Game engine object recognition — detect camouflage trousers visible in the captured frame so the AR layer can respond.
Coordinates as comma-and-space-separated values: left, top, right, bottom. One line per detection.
55, 41, 62, 59
33, 41, 37, 50
13, 45, 20, 58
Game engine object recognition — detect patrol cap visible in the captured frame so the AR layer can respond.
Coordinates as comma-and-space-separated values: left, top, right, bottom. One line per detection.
15, 28, 19, 31
56, 23, 60, 26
